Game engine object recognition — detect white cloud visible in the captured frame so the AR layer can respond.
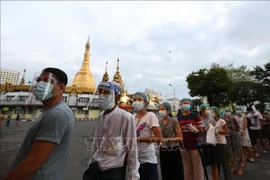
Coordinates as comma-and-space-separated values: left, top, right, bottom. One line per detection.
1, 1, 270, 100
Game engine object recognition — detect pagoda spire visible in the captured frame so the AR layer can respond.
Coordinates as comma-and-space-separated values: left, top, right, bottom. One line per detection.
19, 69, 26, 85
102, 62, 109, 82
71, 37, 96, 91
113, 58, 123, 85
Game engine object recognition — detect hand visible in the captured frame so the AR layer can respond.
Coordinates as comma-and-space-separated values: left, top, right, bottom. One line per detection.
207, 123, 213, 130
240, 130, 245, 136
188, 125, 199, 133
215, 127, 219, 135
159, 138, 168, 147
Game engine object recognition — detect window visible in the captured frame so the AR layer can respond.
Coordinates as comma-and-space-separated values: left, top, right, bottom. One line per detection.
6, 96, 13, 102
78, 109, 88, 114
19, 96, 26, 101
78, 98, 89, 103
62, 96, 68, 102
27, 108, 33, 114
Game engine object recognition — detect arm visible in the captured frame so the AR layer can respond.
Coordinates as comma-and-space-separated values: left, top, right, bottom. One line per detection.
189, 114, 204, 134
4, 109, 70, 180
137, 113, 162, 143
3, 141, 57, 180
124, 116, 140, 180
218, 124, 230, 135
165, 123, 183, 142
137, 126, 162, 143
242, 116, 248, 130
257, 112, 264, 128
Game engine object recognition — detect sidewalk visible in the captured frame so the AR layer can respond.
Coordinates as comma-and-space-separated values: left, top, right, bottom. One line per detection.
1, 121, 270, 180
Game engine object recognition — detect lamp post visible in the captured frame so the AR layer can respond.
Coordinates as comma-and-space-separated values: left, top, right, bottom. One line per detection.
169, 84, 178, 111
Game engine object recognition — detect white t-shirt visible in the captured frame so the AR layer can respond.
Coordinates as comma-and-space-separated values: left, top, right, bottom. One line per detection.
134, 112, 160, 164
215, 119, 227, 144
248, 111, 263, 130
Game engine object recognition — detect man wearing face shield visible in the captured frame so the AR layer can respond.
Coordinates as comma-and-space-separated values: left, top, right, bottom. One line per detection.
132, 92, 162, 180
84, 81, 139, 180
3, 67, 74, 180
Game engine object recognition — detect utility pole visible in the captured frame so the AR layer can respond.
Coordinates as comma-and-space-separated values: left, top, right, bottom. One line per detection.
169, 84, 178, 111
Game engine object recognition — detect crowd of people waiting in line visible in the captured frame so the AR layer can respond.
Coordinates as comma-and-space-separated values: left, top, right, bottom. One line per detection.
84, 81, 270, 180
2, 70, 270, 180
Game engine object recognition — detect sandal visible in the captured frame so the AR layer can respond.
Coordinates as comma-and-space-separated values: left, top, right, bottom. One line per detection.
237, 170, 243, 176
250, 158, 255, 162
255, 153, 260, 158
230, 169, 237, 174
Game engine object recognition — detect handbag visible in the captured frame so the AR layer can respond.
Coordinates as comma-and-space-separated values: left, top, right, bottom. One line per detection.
206, 124, 217, 145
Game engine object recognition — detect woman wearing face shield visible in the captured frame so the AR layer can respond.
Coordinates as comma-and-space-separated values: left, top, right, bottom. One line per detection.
158, 102, 184, 180
211, 106, 231, 180
223, 108, 244, 176
132, 92, 162, 180
234, 106, 254, 163
177, 98, 205, 180
199, 104, 220, 180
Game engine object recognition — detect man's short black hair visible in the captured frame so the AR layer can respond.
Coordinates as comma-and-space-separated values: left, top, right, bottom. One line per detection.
42, 67, 68, 85
246, 107, 253, 112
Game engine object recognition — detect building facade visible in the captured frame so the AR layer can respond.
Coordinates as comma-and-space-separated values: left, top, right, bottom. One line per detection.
0, 68, 20, 85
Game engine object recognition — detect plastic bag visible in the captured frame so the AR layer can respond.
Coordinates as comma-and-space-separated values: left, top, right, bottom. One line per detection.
206, 124, 217, 145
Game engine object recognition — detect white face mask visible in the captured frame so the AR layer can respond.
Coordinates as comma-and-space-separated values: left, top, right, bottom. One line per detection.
211, 112, 216, 118
225, 112, 231, 117
99, 95, 115, 110
236, 110, 242, 115
159, 110, 167, 117
205, 110, 211, 117
132, 101, 145, 112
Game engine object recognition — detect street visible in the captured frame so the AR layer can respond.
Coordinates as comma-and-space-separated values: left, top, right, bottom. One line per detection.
1, 121, 270, 180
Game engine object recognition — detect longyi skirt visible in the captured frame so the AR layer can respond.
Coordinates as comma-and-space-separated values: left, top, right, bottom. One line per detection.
202, 144, 221, 166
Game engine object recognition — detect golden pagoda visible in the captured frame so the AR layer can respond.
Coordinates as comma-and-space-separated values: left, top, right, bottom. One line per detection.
102, 62, 109, 82
71, 37, 96, 92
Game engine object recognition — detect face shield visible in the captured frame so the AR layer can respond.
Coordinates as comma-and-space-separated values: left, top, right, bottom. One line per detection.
27, 72, 57, 102
90, 82, 120, 110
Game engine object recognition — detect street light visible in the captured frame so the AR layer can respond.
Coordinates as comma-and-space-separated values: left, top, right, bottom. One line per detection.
169, 84, 178, 111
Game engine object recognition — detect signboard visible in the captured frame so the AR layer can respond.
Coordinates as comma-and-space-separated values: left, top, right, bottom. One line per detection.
3, 107, 9, 111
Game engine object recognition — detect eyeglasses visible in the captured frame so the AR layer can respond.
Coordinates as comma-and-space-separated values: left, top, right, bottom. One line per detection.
35, 76, 58, 84
97, 87, 111, 95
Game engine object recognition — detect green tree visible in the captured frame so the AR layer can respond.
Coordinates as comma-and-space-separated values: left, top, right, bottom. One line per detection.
250, 61, 270, 87
191, 98, 203, 113
229, 81, 266, 108
186, 67, 232, 107
250, 62, 270, 102
212, 62, 253, 82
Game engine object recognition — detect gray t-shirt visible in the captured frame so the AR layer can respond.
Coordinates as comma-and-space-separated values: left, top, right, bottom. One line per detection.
8, 102, 74, 180
199, 116, 215, 144
159, 117, 179, 148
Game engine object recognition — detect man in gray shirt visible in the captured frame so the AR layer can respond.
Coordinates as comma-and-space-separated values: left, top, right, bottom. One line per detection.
4, 67, 74, 180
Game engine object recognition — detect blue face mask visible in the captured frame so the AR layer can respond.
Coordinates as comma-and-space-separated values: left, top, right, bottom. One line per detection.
182, 104, 190, 111
33, 81, 54, 101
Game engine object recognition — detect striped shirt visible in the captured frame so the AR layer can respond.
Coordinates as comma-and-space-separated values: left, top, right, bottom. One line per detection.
178, 112, 203, 150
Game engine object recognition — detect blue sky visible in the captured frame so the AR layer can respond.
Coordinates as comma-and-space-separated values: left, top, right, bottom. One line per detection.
1, 1, 270, 99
